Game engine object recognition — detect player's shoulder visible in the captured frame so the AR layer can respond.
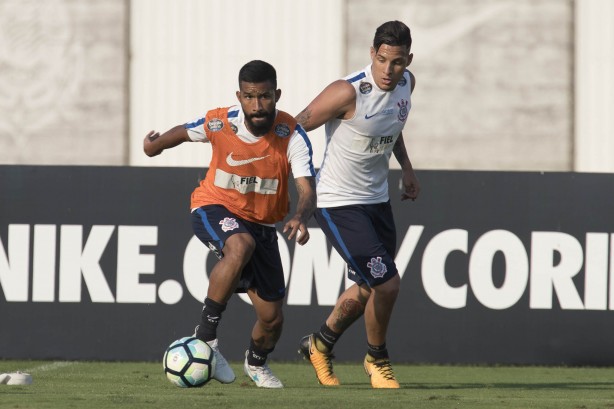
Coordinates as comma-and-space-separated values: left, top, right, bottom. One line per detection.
227, 105, 240, 118
322, 79, 356, 104
344, 66, 369, 84
271, 110, 302, 139
203, 105, 238, 121
274, 110, 308, 140
275, 109, 298, 125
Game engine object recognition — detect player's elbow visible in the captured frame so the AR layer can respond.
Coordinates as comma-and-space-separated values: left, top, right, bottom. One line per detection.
143, 146, 161, 157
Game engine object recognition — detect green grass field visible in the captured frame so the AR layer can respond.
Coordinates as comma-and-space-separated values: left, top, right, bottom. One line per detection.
1, 360, 614, 409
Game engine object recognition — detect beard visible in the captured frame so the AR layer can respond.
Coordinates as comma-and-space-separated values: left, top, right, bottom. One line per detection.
244, 110, 276, 136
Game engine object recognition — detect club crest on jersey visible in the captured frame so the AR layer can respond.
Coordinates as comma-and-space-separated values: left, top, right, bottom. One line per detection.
230, 123, 238, 134
207, 119, 224, 132
398, 75, 407, 87
274, 123, 291, 137
367, 257, 387, 278
219, 217, 239, 232
369, 139, 381, 152
359, 82, 373, 94
397, 99, 409, 122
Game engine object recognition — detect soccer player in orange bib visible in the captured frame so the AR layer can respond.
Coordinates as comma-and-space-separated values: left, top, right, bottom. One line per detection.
144, 60, 316, 388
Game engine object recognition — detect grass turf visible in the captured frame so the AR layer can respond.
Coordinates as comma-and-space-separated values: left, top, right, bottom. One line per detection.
1, 360, 614, 409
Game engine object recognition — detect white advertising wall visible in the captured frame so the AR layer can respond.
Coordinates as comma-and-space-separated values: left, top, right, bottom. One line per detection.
2, 166, 614, 364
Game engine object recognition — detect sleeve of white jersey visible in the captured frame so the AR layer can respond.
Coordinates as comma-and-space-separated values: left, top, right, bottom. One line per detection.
184, 117, 210, 142
288, 125, 316, 178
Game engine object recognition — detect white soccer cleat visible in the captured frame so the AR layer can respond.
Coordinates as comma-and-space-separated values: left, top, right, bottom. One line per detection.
243, 351, 284, 388
207, 338, 236, 384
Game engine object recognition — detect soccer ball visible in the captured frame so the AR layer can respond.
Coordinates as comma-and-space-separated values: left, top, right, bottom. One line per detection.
163, 336, 216, 387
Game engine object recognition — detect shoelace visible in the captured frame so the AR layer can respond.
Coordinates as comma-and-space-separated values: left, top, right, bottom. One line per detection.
321, 353, 336, 375
373, 360, 396, 380
313, 346, 336, 375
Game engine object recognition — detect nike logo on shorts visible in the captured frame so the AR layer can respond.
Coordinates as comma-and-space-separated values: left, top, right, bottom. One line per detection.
226, 152, 269, 166
365, 113, 378, 119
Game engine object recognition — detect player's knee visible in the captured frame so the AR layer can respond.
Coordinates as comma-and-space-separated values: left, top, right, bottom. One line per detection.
224, 233, 256, 261
375, 274, 400, 299
260, 312, 284, 334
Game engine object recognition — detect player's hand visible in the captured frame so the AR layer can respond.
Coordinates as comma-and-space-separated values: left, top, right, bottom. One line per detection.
143, 130, 162, 157
401, 170, 421, 201
283, 216, 310, 245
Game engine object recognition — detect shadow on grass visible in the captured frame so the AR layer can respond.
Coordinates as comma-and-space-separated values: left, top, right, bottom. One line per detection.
305, 380, 614, 391
403, 381, 614, 391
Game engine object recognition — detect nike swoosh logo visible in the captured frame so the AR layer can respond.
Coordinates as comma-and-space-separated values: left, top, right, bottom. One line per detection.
365, 113, 378, 119
226, 152, 269, 166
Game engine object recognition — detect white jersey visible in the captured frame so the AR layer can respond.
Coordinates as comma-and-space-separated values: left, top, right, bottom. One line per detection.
316, 64, 412, 207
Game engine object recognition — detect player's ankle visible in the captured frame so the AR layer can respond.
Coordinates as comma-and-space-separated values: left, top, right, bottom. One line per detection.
314, 336, 331, 353
367, 343, 389, 360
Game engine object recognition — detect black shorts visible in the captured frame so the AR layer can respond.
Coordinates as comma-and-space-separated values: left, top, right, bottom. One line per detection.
191, 205, 285, 301
314, 202, 398, 288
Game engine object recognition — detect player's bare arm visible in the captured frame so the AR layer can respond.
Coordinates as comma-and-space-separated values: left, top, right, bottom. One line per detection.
295, 80, 357, 132
393, 133, 420, 201
143, 125, 191, 157
283, 176, 316, 245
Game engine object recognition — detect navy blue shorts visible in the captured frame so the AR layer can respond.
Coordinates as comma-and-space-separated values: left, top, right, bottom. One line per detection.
314, 202, 398, 287
191, 205, 285, 301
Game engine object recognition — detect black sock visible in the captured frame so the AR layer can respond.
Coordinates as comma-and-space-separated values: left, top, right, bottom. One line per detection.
246, 339, 274, 366
367, 342, 389, 360
315, 324, 340, 352
195, 298, 226, 342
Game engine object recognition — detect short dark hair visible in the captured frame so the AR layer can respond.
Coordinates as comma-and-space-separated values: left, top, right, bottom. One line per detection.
373, 21, 412, 52
238, 60, 277, 88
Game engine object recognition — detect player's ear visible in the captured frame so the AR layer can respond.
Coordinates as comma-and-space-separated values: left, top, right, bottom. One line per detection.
370, 46, 376, 60
275, 89, 281, 102
406, 53, 413, 67
236, 90, 241, 101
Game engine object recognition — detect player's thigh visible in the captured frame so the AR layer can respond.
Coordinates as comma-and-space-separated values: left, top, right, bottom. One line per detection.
368, 201, 397, 257
315, 205, 397, 285
315, 205, 388, 258
191, 205, 253, 258
246, 224, 286, 302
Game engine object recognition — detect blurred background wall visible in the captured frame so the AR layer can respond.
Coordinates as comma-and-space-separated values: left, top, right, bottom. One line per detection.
0, 0, 128, 165
0, 0, 612, 172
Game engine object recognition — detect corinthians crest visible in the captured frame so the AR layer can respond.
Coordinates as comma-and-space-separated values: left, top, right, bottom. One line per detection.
219, 217, 239, 232
367, 256, 387, 278
397, 99, 409, 122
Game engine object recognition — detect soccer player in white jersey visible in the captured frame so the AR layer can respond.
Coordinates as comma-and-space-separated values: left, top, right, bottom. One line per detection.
295, 21, 420, 389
